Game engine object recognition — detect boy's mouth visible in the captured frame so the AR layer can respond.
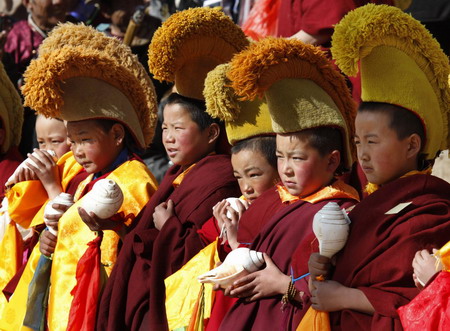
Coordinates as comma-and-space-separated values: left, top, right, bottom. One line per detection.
167, 149, 178, 157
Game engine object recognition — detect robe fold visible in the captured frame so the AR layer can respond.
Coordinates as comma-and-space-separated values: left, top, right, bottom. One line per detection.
329, 174, 450, 331
220, 181, 358, 331
0, 152, 157, 331
96, 154, 240, 331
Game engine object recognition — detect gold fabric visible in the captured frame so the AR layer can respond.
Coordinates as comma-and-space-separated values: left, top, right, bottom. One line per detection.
0, 155, 158, 331
277, 180, 360, 205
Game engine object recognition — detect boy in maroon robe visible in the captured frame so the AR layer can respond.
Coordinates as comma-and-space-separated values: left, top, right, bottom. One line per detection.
308, 5, 450, 330
96, 8, 249, 331
0, 61, 23, 198
215, 37, 359, 330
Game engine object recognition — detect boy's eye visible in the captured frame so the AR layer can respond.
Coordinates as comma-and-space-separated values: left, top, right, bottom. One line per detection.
52, 140, 62, 144
249, 173, 260, 178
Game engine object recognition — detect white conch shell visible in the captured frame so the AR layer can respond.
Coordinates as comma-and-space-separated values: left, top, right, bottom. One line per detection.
198, 248, 265, 288
44, 193, 74, 236
6, 150, 57, 186
225, 197, 246, 218
81, 179, 124, 219
312, 202, 351, 258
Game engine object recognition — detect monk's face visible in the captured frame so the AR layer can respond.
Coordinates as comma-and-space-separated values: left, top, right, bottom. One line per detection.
35, 115, 70, 159
26, 0, 71, 31
67, 120, 124, 175
231, 149, 279, 203
276, 134, 334, 197
162, 103, 216, 169
355, 111, 417, 185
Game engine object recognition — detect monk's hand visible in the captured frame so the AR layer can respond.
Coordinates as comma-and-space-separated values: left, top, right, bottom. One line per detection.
78, 207, 121, 233
26, 149, 62, 199
153, 200, 174, 230
308, 253, 331, 279
310, 280, 347, 312
213, 199, 230, 231
15, 166, 38, 183
226, 253, 290, 302
412, 249, 441, 288
39, 229, 57, 257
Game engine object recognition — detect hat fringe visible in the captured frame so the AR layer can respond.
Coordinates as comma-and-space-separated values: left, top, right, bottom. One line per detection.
204, 63, 241, 121
228, 37, 356, 147
148, 7, 249, 83
22, 23, 157, 147
332, 3, 450, 149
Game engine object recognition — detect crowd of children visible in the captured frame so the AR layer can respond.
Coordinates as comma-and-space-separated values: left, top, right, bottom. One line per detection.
0, 3, 449, 331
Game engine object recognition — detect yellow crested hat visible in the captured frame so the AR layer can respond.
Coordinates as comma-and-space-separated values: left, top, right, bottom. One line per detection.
148, 7, 249, 100
0, 62, 23, 154
228, 37, 356, 170
332, 4, 450, 160
22, 23, 158, 149
203, 63, 274, 145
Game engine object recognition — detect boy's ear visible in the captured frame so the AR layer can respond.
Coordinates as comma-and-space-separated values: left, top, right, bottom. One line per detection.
111, 123, 125, 146
327, 150, 341, 173
207, 123, 220, 145
406, 133, 421, 159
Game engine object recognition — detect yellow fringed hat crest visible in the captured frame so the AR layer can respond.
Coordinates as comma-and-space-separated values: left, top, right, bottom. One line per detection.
332, 4, 450, 160
22, 23, 158, 149
204, 63, 274, 145
148, 7, 249, 100
228, 37, 356, 170
0, 62, 23, 154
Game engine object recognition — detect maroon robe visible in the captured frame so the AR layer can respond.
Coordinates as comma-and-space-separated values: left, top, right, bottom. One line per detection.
330, 174, 450, 330
206, 187, 286, 331
220, 197, 356, 330
97, 154, 240, 331
0, 147, 22, 199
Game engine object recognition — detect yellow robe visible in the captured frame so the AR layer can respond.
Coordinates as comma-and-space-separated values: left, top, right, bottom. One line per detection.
0, 152, 80, 319
0, 153, 158, 331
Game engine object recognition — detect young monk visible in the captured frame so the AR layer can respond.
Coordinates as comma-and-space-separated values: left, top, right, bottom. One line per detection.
216, 37, 359, 330
161, 62, 280, 331
0, 114, 70, 317
308, 4, 450, 330
96, 8, 248, 331
0, 23, 159, 331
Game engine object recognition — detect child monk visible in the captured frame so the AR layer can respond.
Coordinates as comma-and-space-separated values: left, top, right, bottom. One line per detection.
162, 63, 280, 331
308, 4, 450, 330
216, 37, 359, 330
0, 23, 159, 331
0, 115, 69, 318
97, 8, 248, 330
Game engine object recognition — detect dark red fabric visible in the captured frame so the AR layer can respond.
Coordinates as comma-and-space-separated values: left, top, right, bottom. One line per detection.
398, 271, 450, 331
206, 292, 238, 331
0, 146, 23, 199
96, 154, 240, 331
330, 175, 450, 331
276, 0, 394, 39
220, 197, 356, 331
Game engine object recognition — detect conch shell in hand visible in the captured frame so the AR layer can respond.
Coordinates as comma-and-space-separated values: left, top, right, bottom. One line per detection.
81, 179, 124, 219
44, 193, 74, 236
6, 150, 57, 186
198, 247, 265, 288
312, 202, 351, 258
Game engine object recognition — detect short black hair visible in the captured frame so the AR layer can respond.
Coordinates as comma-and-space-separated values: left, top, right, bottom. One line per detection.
358, 102, 425, 143
164, 93, 220, 130
358, 102, 429, 168
93, 118, 140, 153
291, 127, 346, 175
231, 136, 277, 169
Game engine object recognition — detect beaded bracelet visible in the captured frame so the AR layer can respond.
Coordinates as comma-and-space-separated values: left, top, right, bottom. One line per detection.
281, 280, 298, 310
